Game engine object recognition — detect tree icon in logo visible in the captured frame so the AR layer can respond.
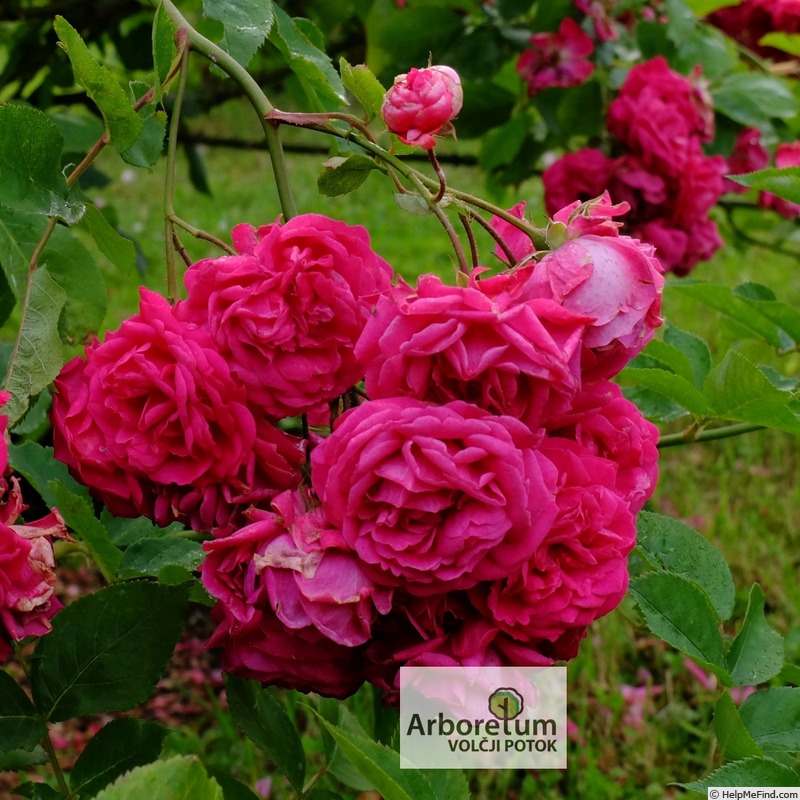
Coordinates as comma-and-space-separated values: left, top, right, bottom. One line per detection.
488, 687, 524, 721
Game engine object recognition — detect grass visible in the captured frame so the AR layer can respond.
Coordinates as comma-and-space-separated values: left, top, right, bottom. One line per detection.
6, 100, 800, 798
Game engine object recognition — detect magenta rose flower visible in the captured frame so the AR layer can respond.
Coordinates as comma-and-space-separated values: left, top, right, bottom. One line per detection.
311, 397, 559, 592
548, 381, 659, 513
356, 273, 588, 428
541, 148, 615, 219
475, 438, 636, 645
725, 128, 769, 194
52, 288, 305, 531
519, 224, 664, 381
381, 65, 463, 150
178, 214, 393, 418
759, 142, 800, 218
516, 17, 595, 97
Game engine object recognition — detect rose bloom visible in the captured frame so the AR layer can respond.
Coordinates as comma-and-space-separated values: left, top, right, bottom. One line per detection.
52, 289, 305, 532
548, 381, 659, 513
311, 398, 559, 592
475, 437, 636, 645
708, 0, 800, 59
607, 57, 714, 173
178, 214, 393, 418
575, 0, 620, 41
541, 148, 615, 221
725, 127, 769, 194
759, 142, 800, 218
516, 18, 595, 97
381, 65, 463, 150
357, 273, 588, 429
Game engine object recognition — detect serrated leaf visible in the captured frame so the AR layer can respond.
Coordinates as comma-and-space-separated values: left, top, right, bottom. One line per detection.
118, 537, 204, 579
0, 669, 47, 752
713, 72, 797, 127
318, 154, 378, 197
121, 103, 167, 168
619, 367, 714, 416
10, 389, 51, 439
714, 692, 764, 762
10, 781, 62, 799
703, 350, 800, 434
0, 104, 83, 224
739, 687, 800, 753
49, 480, 123, 581
731, 284, 800, 344
206, 769, 261, 800
81, 205, 137, 273
1, 266, 66, 426
635, 339, 696, 383
316, 700, 375, 792
340, 58, 386, 120
101, 509, 186, 546
630, 572, 729, 680
203, 0, 273, 69
0, 746, 48, 772
621, 385, 689, 424
70, 718, 167, 797
225, 676, 306, 793
663, 323, 711, 388
726, 584, 784, 686
94, 755, 223, 800
8, 440, 91, 508
636, 511, 735, 620
31, 581, 190, 721
0, 205, 46, 302
152, 2, 175, 97
728, 166, 800, 206
270, 6, 346, 108
681, 756, 800, 791
54, 16, 143, 152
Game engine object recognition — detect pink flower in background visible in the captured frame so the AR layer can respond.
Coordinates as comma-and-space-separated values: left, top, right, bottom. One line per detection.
708, 0, 800, 59
759, 142, 800, 218
620, 672, 663, 731
357, 273, 588, 428
725, 127, 770, 193
516, 18, 595, 97
541, 149, 616, 224
576, 0, 620, 41
381, 65, 463, 150
311, 398, 559, 591
179, 214, 393, 418
476, 438, 636, 644
489, 201, 538, 265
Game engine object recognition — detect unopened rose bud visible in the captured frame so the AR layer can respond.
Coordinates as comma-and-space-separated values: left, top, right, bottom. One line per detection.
381, 65, 463, 150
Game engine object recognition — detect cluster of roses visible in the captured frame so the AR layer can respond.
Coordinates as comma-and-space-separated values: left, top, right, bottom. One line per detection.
0, 394, 66, 663
542, 56, 726, 276
50, 190, 662, 699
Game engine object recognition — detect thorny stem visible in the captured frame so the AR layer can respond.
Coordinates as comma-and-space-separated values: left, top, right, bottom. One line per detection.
161, 0, 298, 219
468, 210, 518, 265
459, 213, 480, 270
169, 213, 236, 254
164, 40, 191, 303
657, 421, 765, 448
429, 149, 447, 203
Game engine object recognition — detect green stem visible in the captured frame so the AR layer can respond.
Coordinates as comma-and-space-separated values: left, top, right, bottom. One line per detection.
161, 0, 297, 219
169, 213, 236, 254
657, 422, 765, 448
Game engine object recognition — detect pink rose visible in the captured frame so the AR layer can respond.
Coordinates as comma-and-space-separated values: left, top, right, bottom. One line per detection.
52, 289, 305, 532
759, 142, 800, 218
311, 398, 559, 591
551, 192, 630, 239
381, 65, 463, 150
576, 0, 620, 41
725, 128, 769, 194
548, 381, 659, 513
520, 230, 664, 381
357, 274, 588, 428
489, 201, 538, 265
542, 148, 615, 218
708, 1, 800, 59
516, 18, 595, 97
178, 214, 393, 418
476, 438, 636, 644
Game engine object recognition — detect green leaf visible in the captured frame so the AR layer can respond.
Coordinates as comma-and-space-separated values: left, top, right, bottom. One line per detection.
733, 283, 800, 345
118, 537, 204, 579
684, 0, 742, 15
70, 718, 167, 797
714, 692, 764, 761
225, 676, 306, 793
0, 747, 48, 772
49, 480, 123, 581
31, 581, 190, 721
54, 16, 143, 152
206, 769, 261, 800
713, 72, 798, 127
420, 767, 471, 800
94, 755, 223, 800
11, 781, 63, 799
313, 712, 438, 800
0, 669, 47, 752
663, 323, 712, 389
45, 225, 107, 342
316, 700, 375, 792
394, 193, 435, 217
634, 339, 696, 383
318, 154, 379, 197
1, 266, 66, 427
339, 58, 386, 121
101, 509, 186, 547
203, 0, 273, 68
630, 572, 729, 679
0, 269, 14, 327
739, 687, 800, 753
152, 2, 176, 97
681, 756, 800, 791
269, 6, 346, 108
759, 32, 800, 57
635, 511, 735, 620
10, 389, 51, 439
480, 116, 529, 173
621, 385, 688, 424
0, 104, 83, 224
728, 166, 800, 206
81, 205, 137, 273
120, 103, 167, 168
618, 367, 714, 416
726, 584, 784, 686
7, 440, 91, 509
703, 350, 800, 435
0, 205, 45, 302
